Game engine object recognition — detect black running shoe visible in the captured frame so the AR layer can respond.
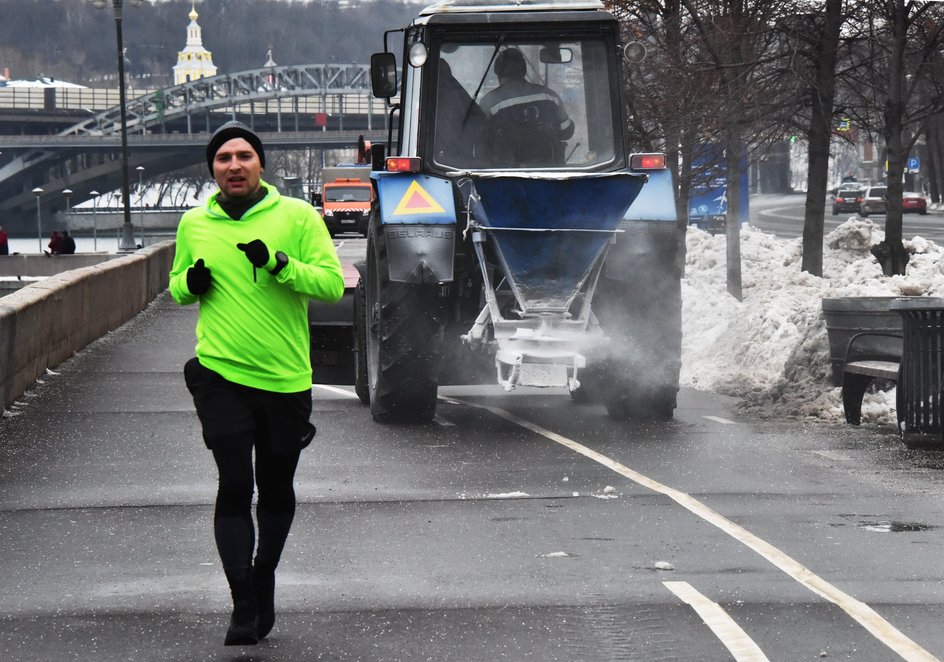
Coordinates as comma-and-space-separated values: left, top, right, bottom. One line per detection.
253, 564, 276, 639
224, 598, 259, 646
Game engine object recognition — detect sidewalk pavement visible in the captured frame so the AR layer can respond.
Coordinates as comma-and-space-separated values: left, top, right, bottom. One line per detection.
0, 292, 363, 661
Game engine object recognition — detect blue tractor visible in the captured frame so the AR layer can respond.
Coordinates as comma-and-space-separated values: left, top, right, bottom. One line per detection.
339, 0, 681, 423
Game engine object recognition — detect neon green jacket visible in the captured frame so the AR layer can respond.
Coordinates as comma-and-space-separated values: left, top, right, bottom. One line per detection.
170, 182, 344, 392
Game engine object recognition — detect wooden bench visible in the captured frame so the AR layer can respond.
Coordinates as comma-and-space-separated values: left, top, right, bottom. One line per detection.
841, 332, 902, 425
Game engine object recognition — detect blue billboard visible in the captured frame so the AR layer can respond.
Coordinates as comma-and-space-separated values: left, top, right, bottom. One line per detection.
688, 144, 749, 234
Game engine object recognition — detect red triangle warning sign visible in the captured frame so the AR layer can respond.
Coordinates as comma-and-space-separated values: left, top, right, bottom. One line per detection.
393, 180, 446, 216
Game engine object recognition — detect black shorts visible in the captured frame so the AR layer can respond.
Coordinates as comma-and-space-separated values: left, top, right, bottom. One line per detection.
183, 357, 316, 453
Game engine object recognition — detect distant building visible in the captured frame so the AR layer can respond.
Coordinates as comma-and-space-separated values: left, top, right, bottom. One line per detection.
173, 3, 217, 84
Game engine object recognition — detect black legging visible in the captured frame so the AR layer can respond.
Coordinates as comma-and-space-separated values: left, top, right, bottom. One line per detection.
211, 431, 301, 578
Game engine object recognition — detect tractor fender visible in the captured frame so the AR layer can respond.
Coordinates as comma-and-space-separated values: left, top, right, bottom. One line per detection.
604, 221, 681, 282
372, 172, 457, 284
605, 168, 680, 282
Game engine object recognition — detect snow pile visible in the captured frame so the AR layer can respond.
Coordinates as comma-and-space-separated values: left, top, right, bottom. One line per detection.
681, 218, 944, 423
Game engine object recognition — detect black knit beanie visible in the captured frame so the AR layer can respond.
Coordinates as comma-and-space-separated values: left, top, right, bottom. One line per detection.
206, 121, 265, 173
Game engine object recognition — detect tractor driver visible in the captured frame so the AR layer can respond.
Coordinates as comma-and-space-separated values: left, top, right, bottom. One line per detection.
479, 47, 575, 167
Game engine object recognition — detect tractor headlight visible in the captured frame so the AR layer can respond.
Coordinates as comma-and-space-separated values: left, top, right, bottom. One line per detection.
409, 42, 428, 68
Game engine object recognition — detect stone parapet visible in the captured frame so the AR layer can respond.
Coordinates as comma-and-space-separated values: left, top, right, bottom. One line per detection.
0, 241, 175, 410
0, 254, 118, 278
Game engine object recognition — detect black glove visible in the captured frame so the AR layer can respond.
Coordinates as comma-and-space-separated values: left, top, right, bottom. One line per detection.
236, 239, 270, 268
187, 258, 211, 295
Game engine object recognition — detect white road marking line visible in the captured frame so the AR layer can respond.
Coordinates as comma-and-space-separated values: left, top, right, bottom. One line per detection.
759, 206, 805, 221
313, 384, 358, 399
703, 415, 736, 425
813, 450, 852, 462
664, 581, 770, 662
313, 388, 455, 426
440, 396, 938, 662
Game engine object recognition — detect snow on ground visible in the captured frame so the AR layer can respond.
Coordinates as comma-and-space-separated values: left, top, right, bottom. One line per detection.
682, 217, 944, 425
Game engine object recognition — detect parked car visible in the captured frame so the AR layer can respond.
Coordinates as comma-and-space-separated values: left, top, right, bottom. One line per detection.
829, 181, 862, 198
902, 191, 928, 215
859, 186, 887, 216
831, 187, 864, 215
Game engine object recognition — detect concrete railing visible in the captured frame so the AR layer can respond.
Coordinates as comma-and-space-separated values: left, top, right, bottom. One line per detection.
0, 253, 119, 278
65, 209, 186, 233
0, 240, 175, 411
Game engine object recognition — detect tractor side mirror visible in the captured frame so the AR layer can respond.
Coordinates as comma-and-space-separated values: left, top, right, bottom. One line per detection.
311, 192, 323, 207
539, 46, 573, 64
370, 52, 398, 99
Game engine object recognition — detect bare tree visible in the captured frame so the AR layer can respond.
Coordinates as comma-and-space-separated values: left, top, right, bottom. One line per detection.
927, 112, 944, 204
784, 0, 844, 277
612, 0, 722, 259
843, 0, 944, 275
681, 0, 799, 299
153, 165, 209, 208
615, 0, 814, 296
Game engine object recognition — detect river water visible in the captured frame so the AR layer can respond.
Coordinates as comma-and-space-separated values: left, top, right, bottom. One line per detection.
6, 231, 176, 255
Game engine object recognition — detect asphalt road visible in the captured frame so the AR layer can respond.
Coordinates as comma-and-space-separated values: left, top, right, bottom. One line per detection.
751, 192, 944, 244
1, 236, 943, 661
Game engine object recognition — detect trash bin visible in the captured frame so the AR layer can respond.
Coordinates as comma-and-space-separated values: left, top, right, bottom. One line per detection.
890, 297, 944, 449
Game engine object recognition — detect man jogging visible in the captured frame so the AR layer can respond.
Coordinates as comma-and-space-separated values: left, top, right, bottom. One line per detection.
169, 121, 344, 646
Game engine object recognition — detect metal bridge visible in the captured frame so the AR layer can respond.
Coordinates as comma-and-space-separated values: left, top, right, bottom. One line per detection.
0, 63, 389, 228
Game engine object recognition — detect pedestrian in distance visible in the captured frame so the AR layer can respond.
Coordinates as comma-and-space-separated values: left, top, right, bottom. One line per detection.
0, 225, 8, 256
60, 231, 76, 255
46, 230, 62, 255
169, 120, 344, 646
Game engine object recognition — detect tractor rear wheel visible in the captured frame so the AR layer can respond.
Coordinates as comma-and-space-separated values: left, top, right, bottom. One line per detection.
353, 274, 369, 405
595, 269, 680, 422
365, 224, 443, 423
569, 364, 604, 404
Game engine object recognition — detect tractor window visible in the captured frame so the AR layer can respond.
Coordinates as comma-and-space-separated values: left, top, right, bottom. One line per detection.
324, 186, 371, 203
431, 37, 617, 170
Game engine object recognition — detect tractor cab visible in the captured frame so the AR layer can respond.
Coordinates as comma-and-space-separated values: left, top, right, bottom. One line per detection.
372, 0, 630, 175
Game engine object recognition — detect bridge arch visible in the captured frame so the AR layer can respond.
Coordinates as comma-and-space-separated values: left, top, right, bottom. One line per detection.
0, 64, 389, 225
63, 63, 378, 137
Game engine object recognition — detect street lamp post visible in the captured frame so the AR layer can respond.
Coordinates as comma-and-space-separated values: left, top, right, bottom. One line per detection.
32, 187, 43, 253
62, 188, 73, 233
136, 165, 145, 246
90, 190, 100, 251
92, 0, 141, 252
